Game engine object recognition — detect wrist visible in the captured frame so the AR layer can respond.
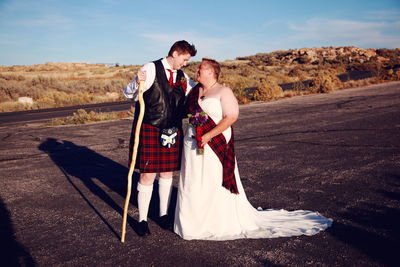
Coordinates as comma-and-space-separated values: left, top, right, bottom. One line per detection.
205, 132, 212, 141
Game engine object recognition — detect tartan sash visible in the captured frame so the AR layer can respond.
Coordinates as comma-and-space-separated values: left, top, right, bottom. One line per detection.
186, 84, 239, 194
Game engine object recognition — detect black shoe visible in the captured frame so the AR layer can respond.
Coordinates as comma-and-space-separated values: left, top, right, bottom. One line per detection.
137, 221, 151, 237
158, 215, 173, 230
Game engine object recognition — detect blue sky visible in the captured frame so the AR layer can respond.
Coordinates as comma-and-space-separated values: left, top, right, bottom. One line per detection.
0, 0, 399, 66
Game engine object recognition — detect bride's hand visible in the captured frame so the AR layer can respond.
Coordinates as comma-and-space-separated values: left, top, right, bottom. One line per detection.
201, 133, 212, 147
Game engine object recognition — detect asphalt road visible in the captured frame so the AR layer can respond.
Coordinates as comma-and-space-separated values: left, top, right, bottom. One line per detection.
0, 81, 399, 266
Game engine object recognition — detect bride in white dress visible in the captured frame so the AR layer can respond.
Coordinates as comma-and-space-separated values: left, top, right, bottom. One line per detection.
174, 58, 332, 240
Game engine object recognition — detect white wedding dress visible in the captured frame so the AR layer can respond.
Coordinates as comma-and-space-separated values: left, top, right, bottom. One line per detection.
174, 98, 332, 240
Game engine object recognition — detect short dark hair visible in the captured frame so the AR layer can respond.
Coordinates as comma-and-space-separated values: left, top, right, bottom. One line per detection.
202, 58, 221, 79
168, 40, 197, 57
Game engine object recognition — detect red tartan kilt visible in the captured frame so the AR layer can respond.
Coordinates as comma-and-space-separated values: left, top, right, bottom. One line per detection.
129, 123, 182, 173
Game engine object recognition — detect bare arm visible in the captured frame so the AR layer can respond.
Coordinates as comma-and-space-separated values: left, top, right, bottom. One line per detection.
201, 86, 239, 146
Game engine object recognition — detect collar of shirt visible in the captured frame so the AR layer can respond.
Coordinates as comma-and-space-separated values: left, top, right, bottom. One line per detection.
161, 57, 176, 73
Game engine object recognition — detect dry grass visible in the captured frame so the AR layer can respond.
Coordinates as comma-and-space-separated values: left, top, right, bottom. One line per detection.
0, 63, 139, 112
47, 108, 131, 126
218, 47, 400, 104
1, 47, 399, 112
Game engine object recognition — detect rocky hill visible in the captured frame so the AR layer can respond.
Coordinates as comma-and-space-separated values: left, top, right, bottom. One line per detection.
215, 47, 399, 103
235, 46, 398, 66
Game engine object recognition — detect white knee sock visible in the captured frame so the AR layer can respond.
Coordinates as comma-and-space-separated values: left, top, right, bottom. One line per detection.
137, 182, 153, 222
158, 178, 173, 217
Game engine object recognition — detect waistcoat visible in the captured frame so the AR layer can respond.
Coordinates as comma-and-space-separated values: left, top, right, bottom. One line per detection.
137, 59, 186, 129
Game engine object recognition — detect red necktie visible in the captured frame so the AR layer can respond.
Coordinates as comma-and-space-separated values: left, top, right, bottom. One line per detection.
167, 69, 174, 86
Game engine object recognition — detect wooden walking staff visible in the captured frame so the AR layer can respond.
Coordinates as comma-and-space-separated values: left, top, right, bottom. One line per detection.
121, 80, 145, 243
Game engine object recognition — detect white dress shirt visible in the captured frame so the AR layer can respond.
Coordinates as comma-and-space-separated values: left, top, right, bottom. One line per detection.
124, 57, 196, 101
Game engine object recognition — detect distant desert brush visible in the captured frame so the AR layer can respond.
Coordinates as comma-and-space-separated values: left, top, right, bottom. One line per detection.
48, 108, 130, 126
1, 47, 399, 113
0, 63, 139, 112
254, 78, 284, 101
308, 73, 343, 93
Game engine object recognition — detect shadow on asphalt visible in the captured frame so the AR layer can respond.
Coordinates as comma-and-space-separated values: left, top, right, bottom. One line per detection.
38, 138, 177, 240
0, 196, 36, 267
327, 173, 400, 266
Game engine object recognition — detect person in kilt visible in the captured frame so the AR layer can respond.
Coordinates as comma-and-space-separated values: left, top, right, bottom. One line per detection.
124, 40, 197, 236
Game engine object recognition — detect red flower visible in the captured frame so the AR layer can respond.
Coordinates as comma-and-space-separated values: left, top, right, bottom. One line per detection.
173, 77, 187, 93
195, 126, 204, 154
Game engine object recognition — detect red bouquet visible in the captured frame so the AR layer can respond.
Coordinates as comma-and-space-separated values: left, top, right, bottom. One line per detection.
187, 108, 208, 155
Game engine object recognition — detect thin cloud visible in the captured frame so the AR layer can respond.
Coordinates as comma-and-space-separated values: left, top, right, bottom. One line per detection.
0, 36, 25, 47
142, 32, 268, 61
288, 17, 400, 48
262, 20, 283, 28
14, 14, 74, 29
142, 32, 227, 60
363, 9, 400, 20
0, 0, 74, 30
